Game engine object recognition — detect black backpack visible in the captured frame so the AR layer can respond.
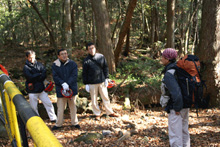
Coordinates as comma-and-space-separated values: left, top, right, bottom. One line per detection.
174, 55, 208, 115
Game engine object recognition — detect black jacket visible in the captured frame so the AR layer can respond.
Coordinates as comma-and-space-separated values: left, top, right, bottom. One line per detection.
82, 53, 109, 84
23, 60, 46, 93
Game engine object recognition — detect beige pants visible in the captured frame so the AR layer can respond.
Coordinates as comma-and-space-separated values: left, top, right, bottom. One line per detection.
89, 82, 114, 116
168, 108, 190, 147
56, 96, 78, 127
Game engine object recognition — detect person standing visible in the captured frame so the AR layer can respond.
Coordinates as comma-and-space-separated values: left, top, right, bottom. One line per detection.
23, 50, 57, 122
160, 48, 190, 147
82, 42, 119, 120
52, 49, 80, 130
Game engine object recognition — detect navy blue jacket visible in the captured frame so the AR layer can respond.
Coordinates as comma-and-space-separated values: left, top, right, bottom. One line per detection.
82, 53, 109, 84
23, 60, 46, 93
52, 59, 78, 97
162, 62, 183, 113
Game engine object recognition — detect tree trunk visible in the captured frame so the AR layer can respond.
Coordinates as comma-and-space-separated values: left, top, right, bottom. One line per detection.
91, 0, 115, 74
45, 0, 54, 47
8, 0, 16, 44
150, 0, 155, 46
63, 0, 72, 51
139, 0, 145, 47
114, 0, 138, 66
192, 0, 198, 54
111, 0, 122, 49
124, 28, 130, 57
92, 12, 96, 44
70, 0, 76, 46
196, 0, 220, 107
82, 0, 87, 41
166, 0, 175, 48
151, 1, 159, 46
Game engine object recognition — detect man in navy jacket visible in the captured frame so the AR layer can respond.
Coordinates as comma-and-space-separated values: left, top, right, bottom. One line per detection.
52, 49, 80, 130
23, 50, 57, 122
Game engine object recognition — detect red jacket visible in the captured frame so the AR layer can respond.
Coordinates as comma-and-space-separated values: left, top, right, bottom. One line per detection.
0, 64, 9, 76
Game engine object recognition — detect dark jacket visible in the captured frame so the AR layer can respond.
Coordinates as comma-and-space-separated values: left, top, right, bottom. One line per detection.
52, 59, 78, 97
162, 62, 183, 113
23, 60, 46, 93
82, 53, 109, 84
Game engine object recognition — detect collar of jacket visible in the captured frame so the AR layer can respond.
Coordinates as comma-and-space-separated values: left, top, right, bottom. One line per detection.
161, 62, 176, 74
26, 59, 37, 67
54, 58, 69, 67
88, 53, 96, 58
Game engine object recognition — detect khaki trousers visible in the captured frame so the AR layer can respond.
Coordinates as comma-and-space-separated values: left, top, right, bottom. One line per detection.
89, 82, 114, 116
56, 96, 78, 127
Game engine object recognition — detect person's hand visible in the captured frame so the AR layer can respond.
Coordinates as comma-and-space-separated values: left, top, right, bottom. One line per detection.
85, 85, 90, 92
62, 82, 69, 92
175, 112, 180, 115
104, 79, 109, 87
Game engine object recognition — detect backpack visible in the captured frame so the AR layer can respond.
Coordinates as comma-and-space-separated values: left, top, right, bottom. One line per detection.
173, 55, 207, 113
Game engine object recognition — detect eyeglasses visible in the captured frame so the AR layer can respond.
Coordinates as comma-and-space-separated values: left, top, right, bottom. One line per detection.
59, 52, 67, 56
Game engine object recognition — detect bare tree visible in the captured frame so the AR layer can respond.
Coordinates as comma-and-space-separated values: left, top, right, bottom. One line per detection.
196, 0, 220, 106
114, 0, 138, 66
63, 0, 72, 50
166, 0, 175, 48
91, 0, 115, 74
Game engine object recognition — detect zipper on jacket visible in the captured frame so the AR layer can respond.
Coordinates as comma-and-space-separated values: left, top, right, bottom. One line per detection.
186, 78, 189, 95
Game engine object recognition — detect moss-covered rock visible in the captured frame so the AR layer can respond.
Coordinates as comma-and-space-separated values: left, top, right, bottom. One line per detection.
73, 132, 103, 144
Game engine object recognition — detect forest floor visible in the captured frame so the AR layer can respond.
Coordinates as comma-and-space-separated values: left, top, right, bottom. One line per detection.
0, 46, 220, 146
0, 102, 220, 146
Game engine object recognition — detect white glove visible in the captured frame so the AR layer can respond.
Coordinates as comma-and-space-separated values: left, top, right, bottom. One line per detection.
104, 79, 109, 87
62, 82, 69, 92
160, 95, 170, 107
85, 85, 90, 92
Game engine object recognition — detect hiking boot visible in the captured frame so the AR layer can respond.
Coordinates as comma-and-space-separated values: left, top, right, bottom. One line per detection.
109, 113, 120, 117
73, 124, 81, 129
95, 115, 101, 120
50, 120, 56, 123
52, 126, 61, 130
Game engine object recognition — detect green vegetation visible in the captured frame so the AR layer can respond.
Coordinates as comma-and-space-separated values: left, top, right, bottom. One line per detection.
110, 53, 164, 92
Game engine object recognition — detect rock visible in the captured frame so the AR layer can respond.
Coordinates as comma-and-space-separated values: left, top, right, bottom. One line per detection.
123, 97, 131, 110
102, 130, 112, 136
73, 132, 103, 144
76, 97, 88, 114
143, 136, 149, 143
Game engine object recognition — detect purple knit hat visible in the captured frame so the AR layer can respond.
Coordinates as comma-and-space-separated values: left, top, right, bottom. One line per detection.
162, 48, 178, 60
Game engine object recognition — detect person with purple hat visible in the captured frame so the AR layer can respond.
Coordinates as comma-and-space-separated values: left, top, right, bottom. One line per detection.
51, 49, 80, 130
160, 48, 190, 147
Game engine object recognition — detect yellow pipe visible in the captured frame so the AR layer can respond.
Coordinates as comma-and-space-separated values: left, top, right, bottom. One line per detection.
4, 91, 15, 140
4, 81, 22, 99
2, 75, 62, 147
0, 91, 13, 141
26, 116, 62, 147
10, 98, 22, 147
